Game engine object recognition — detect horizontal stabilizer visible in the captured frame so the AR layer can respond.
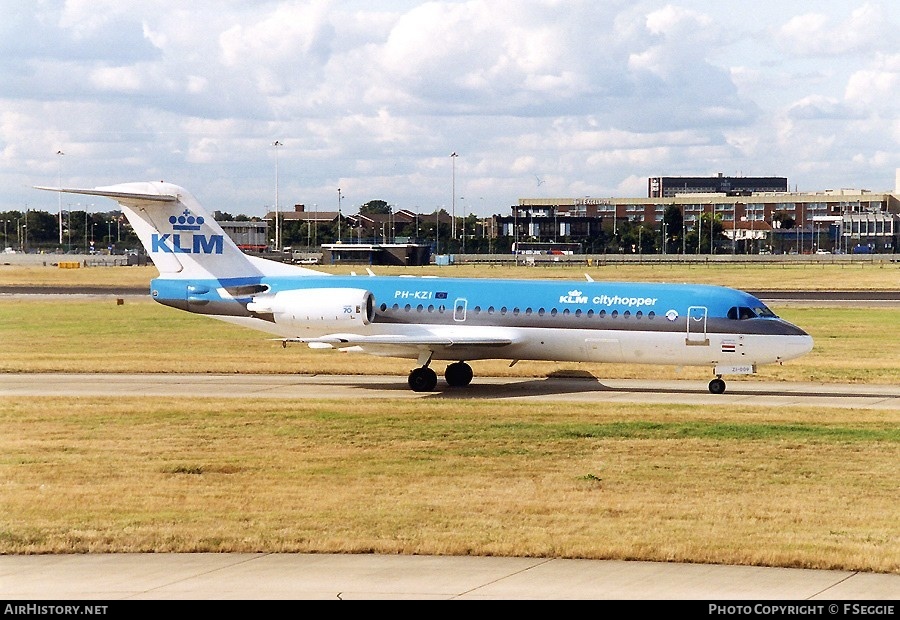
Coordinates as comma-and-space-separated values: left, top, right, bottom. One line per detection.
34, 185, 178, 203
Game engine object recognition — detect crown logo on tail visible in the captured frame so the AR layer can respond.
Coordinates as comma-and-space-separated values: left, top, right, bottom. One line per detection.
170, 209, 205, 231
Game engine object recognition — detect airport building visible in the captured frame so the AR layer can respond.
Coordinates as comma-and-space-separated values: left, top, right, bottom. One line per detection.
217, 220, 268, 252
249, 173, 900, 257
503, 174, 900, 254
648, 174, 787, 197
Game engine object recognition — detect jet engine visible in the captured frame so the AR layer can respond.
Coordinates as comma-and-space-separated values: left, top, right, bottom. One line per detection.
246, 288, 375, 328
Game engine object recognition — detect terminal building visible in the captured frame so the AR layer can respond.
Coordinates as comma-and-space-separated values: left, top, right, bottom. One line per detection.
502, 173, 900, 254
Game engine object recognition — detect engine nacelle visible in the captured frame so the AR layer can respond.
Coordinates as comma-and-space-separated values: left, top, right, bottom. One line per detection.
247, 288, 375, 328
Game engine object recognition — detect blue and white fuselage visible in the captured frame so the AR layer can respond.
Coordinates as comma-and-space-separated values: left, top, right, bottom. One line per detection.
38, 181, 813, 393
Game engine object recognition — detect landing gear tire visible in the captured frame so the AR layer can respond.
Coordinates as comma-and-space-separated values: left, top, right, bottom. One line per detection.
708, 378, 726, 394
444, 361, 473, 387
408, 367, 438, 392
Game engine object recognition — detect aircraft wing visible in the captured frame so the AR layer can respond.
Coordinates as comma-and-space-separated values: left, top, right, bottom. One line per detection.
280, 333, 514, 349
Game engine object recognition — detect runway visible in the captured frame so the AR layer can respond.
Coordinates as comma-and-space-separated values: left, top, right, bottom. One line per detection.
3, 372, 900, 410
3, 372, 898, 600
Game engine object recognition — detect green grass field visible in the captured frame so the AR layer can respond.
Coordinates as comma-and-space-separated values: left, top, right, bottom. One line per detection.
1, 262, 898, 573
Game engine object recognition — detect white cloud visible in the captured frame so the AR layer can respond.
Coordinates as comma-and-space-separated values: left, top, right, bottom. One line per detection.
1, 1, 898, 215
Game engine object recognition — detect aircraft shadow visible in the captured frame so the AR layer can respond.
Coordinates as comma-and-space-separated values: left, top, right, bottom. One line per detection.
353, 374, 898, 401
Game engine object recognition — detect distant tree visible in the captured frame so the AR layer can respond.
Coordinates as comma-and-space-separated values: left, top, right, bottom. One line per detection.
359, 200, 391, 215
663, 205, 684, 253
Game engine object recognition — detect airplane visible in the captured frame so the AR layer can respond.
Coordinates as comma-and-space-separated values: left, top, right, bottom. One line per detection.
37, 181, 814, 394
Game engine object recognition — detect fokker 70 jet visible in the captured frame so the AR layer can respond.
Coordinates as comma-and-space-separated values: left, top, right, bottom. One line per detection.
38, 182, 814, 393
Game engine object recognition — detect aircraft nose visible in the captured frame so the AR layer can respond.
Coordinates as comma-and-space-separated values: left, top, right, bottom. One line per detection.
784, 334, 814, 360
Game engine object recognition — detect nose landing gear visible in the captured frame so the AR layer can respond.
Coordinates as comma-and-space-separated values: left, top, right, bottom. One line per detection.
708, 376, 726, 394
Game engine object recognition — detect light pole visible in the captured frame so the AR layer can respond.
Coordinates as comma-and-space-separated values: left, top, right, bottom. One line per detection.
273, 141, 282, 252
337, 188, 342, 243
56, 150, 64, 245
513, 204, 518, 264
732, 206, 737, 255
749, 208, 754, 253
450, 152, 458, 243
460, 196, 465, 254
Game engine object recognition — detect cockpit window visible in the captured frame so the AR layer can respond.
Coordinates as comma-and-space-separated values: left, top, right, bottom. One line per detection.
753, 305, 777, 318
727, 305, 778, 320
728, 306, 757, 320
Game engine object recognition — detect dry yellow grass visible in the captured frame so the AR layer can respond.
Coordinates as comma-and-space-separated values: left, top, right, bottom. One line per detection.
2, 397, 898, 574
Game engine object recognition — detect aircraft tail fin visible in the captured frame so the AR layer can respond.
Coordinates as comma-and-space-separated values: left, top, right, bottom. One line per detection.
35, 181, 315, 280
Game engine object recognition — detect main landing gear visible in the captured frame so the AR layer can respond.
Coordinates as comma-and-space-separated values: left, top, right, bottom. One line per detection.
407, 360, 473, 392
708, 376, 726, 394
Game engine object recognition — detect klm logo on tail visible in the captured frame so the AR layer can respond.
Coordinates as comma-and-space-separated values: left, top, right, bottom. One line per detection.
151, 209, 223, 254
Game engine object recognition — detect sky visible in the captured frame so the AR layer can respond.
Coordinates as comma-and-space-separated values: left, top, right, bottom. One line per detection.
2, 0, 899, 218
